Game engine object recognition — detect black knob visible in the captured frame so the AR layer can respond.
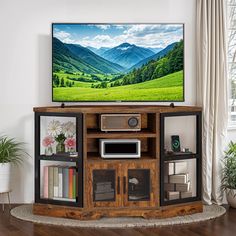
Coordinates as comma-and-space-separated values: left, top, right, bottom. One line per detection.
128, 117, 138, 128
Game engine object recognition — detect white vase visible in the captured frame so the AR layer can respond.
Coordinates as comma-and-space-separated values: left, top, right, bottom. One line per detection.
226, 188, 236, 208
0, 163, 11, 193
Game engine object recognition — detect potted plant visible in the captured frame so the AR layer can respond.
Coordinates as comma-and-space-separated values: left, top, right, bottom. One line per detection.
222, 141, 236, 208
0, 135, 28, 193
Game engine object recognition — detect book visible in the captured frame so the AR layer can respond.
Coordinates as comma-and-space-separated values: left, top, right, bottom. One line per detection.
94, 190, 115, 201
73, 168, 76, 199
48, 166, 54, 199
63, 167, 69, 198
53, 166, 59, 197
180, 191, 192, 199
164, 161, 187, 175
166, 191, 180, 200
43, 166, 48, 198
176, 182, 190, 192
169, 173, 189, 184
58, 167, 63, 198
165, 181, 190, 192
69, 167, 74, 199
95, 182, 113, 193
164, 183, 175, 191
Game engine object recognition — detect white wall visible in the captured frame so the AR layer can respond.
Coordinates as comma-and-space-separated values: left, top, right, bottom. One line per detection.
0, 0, 196, 203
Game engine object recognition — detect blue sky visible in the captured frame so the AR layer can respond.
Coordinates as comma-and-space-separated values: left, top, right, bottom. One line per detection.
53, 24, 183, 49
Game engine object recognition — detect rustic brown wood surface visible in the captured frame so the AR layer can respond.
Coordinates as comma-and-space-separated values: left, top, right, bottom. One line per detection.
33, 201, 203, 220
33, 105, 202, 113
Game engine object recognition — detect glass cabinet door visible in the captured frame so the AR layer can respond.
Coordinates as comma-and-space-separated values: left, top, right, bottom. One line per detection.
93, 170, 116, 202
128, 169, 150, 201
87, 163, 121, 208
123, 162, 158, 208
160, 112, 202, 206
35, 112, 83, 207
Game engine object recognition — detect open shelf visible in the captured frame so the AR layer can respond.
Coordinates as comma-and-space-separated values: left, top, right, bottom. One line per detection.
87, 152, 156, 162
38, 154, 80, 163
164, 153, 198, 161
37, 198, 78, 206
87, 129, 157, 138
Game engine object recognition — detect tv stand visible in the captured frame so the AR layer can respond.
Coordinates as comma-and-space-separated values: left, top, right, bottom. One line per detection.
33, 105, 202, 220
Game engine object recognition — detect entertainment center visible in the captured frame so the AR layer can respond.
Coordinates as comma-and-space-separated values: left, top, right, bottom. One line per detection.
33, 105, 202, 220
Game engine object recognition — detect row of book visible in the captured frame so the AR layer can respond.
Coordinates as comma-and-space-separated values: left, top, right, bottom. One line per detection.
43, 165, 77, 202
164, 161, 192, 201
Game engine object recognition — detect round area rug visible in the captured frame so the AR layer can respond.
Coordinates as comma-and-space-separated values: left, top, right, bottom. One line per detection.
11, 204, 225, 228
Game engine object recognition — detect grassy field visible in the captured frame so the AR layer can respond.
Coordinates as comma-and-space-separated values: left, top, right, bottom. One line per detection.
53, 71, 184, 101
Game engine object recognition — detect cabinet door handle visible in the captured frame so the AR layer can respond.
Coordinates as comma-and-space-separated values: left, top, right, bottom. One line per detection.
117, 176, 120, 194
123, 176, 126, 194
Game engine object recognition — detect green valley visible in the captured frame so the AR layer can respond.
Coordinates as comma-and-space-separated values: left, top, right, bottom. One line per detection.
53, 71, 183, 101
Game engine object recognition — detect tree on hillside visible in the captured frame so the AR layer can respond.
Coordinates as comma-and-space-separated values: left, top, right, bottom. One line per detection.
53, 74, 60, 87
60, 78, 65, 87
111, 40, 184, 87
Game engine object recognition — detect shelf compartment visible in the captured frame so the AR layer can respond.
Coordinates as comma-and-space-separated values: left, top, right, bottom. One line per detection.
86, 113, 157, 133
39, 115, 77, 156
38, 160, 79, 206
87, 137, 157, 158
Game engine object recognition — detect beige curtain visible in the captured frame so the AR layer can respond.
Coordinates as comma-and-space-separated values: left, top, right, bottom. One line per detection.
196, 0, 228, 205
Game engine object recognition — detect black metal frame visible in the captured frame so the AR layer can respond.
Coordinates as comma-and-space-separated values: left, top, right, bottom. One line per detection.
34, 112, 83, 207
160, 111, 202, 206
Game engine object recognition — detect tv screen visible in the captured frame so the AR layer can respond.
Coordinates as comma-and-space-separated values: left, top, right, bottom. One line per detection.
52, 23, 184, 102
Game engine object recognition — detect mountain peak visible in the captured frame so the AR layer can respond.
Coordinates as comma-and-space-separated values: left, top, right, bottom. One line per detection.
118, 42, 132, 47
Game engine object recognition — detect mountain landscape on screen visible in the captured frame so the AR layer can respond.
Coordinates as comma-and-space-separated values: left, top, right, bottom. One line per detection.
52, 24, 184, 101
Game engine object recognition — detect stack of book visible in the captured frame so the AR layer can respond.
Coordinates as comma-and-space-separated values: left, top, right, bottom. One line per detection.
43, 165, 77, 202
94, 181, 115, 201
164, 161, 192, 201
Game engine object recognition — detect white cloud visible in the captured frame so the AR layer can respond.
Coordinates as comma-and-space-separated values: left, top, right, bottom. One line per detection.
96, 25, 110, 30
54, 25, 183, 49
115, 25, 125, 29
124, 24, 182, 37
54, 30, 75, 44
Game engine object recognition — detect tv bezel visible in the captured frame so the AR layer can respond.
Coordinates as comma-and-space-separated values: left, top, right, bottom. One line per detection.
52, 23, 185, 103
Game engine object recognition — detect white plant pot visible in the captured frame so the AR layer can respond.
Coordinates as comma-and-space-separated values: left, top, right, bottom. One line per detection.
226, 188, 236, 208
0, 163, 11, 193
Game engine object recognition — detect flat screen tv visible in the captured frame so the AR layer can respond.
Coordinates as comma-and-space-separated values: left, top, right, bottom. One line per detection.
52, 23, 184, 102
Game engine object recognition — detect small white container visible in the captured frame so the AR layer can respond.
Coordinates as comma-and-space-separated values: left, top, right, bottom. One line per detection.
226, 188, 236, 208
0, 163, 11, 193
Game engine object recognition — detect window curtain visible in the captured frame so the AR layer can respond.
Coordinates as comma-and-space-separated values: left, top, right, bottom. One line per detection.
196, 0, 228, 205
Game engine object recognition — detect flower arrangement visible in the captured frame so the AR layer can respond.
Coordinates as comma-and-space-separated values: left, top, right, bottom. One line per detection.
42, 135, 55, 155
42, 119, 76, 154
64, 137, 76, 152
42, 135, 55, 147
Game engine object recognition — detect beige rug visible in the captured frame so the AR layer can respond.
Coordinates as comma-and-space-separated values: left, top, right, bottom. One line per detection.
10, 204, 226, 228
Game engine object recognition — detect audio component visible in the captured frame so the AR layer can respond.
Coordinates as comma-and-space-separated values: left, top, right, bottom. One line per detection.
99, 139, 141, 158
100, 114, 141, 131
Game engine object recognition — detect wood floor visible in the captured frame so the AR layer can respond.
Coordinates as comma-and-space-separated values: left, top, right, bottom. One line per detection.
0, 205, 235, 236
